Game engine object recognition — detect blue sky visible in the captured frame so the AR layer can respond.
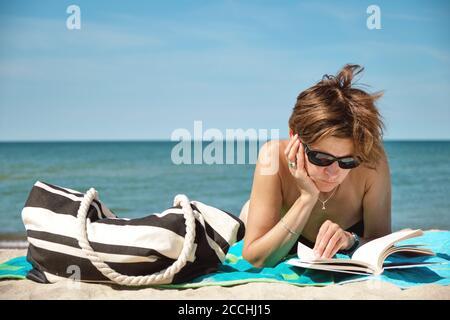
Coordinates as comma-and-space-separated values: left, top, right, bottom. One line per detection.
0, 0, 449, 141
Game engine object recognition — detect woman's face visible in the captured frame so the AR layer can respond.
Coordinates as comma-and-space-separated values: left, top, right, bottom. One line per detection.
290, 132, 355, 193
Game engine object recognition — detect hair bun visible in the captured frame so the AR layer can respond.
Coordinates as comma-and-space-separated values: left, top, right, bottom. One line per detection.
322, 64, 364, 89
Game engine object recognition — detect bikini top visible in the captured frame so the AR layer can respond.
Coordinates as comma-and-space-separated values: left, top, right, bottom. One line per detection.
288, 219, 364, 254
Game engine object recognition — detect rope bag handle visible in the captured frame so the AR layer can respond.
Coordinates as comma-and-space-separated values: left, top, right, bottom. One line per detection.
76, 188, 196, 286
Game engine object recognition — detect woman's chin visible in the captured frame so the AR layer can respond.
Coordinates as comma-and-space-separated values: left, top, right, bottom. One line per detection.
314, 179, 339, 192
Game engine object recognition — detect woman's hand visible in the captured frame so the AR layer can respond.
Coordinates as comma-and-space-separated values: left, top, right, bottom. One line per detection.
313, 220, 354, 259
284, 134, 320, 200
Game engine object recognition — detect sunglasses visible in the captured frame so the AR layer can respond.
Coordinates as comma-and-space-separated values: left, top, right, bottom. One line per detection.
302, 143, 360, 169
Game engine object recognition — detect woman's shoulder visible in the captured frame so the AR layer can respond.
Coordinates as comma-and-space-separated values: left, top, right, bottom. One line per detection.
258, 139, 289, 158
354, 147, 389, 174
257, 140, 290, 169
349, 148, 390, 190
254, 140, 287, 177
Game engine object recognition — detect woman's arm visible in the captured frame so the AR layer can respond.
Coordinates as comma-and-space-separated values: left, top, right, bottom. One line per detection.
242, 141, 317, 267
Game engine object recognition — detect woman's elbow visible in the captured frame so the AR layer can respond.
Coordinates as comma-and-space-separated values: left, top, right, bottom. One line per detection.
242, 246, 277, 268
242, 247, 266, 268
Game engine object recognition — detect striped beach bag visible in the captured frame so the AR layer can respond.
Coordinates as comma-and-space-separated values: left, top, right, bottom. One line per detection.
21, 181, 245, 286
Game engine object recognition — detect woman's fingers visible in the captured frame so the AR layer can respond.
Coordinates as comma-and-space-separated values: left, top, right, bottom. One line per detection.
314, 223, 333, 257
321, 231, 342, 258
314, 222, 341, 258
313, 220, 330, 252
296, 140, 305, 171
328, 238, 346, 258
314, 222, 348, 259
284, 135, 307, 176
284, 134, 297, 157
285, 135, 319, 199
288, 139, 300, 163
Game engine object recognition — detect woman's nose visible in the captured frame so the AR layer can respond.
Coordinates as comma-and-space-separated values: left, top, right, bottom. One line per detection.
325, 161, 340, 177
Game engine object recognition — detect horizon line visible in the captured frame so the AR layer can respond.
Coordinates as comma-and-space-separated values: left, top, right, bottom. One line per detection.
1, 138, 450, 143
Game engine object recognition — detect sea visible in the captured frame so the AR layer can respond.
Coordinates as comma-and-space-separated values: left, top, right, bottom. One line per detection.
0, 140, 449, 247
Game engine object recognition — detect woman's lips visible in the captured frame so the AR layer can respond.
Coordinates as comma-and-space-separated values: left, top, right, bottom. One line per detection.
311, 176, 338, 184
320, 179, 337, 184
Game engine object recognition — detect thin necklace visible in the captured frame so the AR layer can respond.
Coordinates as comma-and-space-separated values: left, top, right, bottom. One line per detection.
319, 184, 339, 210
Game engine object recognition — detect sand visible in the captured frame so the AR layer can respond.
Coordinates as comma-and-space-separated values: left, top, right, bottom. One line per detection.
0, 249, 449, 300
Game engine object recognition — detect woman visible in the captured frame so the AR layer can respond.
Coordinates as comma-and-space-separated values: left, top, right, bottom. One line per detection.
240, 64, 391, 268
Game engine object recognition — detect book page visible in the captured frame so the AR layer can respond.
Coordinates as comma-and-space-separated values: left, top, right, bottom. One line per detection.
382, 261, 445, 269
351, 229, 424, 271
286, 259, 373, 275
381, 245, 434, 260
296, 241, 317, 262
296, 239, 370, 268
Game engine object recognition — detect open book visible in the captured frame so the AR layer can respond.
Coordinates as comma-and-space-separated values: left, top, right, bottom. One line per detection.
286, 229, 438, 275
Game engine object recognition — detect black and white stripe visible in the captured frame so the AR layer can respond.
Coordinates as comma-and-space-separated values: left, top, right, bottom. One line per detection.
22, 181, 245, 285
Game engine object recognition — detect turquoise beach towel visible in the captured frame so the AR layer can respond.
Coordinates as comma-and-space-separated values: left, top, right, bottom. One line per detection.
0, 256, 33, 280
1, 231, 449, 289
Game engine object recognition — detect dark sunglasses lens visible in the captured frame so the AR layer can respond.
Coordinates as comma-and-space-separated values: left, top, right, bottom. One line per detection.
308, 151, 334, 166
338, 158, 359, 169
